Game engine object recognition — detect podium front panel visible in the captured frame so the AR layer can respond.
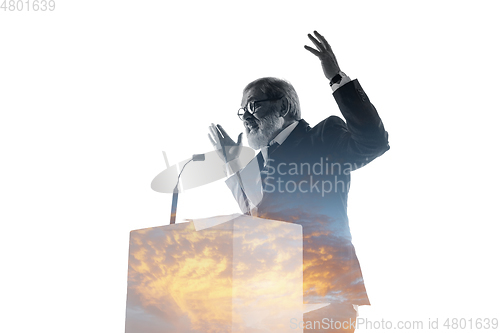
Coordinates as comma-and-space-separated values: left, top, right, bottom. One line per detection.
125, 215, 303, 333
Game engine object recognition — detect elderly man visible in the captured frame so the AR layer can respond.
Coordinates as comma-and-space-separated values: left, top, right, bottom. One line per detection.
209, 31, 389, 332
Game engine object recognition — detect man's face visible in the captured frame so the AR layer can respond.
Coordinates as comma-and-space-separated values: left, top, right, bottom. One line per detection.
241, 87, 285, 150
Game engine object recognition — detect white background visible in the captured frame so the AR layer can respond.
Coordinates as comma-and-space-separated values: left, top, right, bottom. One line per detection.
1, 1, 499, 332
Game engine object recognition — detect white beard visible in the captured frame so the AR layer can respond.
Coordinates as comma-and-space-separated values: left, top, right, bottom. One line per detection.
246, 112, 284, 150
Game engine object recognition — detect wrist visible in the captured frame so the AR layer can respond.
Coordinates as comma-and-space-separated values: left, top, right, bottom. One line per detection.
225, 157, 243, 176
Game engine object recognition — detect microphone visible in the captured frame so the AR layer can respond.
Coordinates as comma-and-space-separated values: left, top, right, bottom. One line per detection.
192, 154, 205, 161
170, 154, 205, 224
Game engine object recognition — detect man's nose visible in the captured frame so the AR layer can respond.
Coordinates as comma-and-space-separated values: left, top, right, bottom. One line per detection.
243, 109, 255, 121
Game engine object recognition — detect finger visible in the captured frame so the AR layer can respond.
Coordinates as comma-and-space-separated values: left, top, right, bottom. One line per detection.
212, 123, 225, 142
314, 30, 332, 51
209, 124, 217, 140
210, 123, 221, 139
304, 45, 321, 57
217, 124, 229, 139
237, 133, 242, 145
313, 30, 323, 38
208, 133, 218, 147
208, 131, 217, 145
218, 125, 236, 144
307, 33, 324, 51
209, 124, 221, 143
214, 124, 225, 139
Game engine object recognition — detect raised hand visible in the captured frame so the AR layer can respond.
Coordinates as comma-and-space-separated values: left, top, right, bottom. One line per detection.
304, 31, 340, 81
208, 123, 243, 163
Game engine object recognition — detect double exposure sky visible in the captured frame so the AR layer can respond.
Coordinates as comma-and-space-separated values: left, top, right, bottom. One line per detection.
1, 1, 499, 333
126, 216, 303, 332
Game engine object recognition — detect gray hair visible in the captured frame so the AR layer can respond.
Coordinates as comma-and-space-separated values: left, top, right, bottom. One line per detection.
243, 77, 301, 121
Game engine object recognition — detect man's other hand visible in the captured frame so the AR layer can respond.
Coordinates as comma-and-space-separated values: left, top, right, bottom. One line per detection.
208, 123, 243, 163
304, 31, 340, 81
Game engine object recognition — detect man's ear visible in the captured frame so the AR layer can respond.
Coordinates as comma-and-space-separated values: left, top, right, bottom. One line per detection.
280, 98, 290, 117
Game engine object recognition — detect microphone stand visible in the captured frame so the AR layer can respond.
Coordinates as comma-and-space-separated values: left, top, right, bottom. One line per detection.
170, 187, 180, 225
169, 154, 205, 224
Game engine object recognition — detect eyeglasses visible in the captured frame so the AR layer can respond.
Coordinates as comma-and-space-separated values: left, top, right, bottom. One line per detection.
237, 96, 284, 120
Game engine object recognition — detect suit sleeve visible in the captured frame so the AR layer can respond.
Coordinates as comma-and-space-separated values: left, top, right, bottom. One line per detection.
325, 79, 390, 167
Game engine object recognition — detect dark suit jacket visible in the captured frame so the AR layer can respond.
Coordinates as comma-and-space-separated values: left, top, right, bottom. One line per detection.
226, 79, 389, 306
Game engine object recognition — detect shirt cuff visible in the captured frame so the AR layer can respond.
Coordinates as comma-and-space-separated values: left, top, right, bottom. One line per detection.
330, 71, 352, 93
224, 157, 244, 177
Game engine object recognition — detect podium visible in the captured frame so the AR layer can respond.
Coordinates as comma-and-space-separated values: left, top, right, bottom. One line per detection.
125, 214, 304, 333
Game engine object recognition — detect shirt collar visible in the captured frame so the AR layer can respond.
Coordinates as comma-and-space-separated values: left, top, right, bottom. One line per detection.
261, 121, 299, 164
270, 121, 299, 146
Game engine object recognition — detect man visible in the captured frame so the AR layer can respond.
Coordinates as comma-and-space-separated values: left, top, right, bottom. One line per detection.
208, 31, 389, 332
